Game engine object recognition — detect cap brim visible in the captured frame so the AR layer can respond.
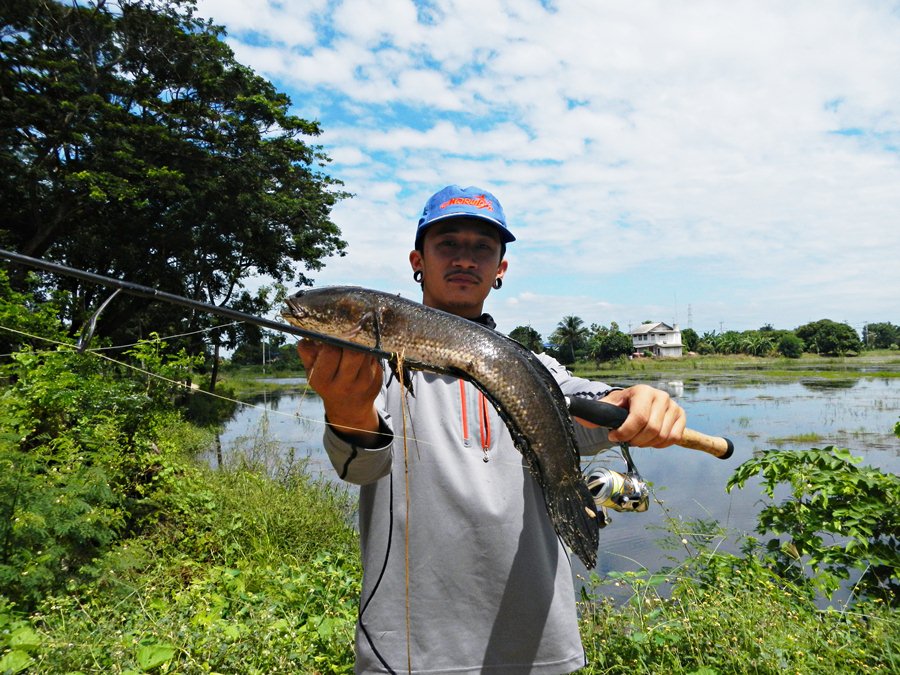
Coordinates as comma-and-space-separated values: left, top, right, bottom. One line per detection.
418, 212, 516, 243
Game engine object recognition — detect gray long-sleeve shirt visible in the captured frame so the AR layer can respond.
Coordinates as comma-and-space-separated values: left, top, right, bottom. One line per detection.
324, 352, 616, 674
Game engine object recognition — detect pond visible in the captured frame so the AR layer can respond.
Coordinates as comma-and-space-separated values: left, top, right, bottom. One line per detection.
203, 376, 900, 593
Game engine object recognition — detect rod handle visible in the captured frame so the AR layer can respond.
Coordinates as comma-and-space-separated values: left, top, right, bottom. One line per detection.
565, 397, 734, 460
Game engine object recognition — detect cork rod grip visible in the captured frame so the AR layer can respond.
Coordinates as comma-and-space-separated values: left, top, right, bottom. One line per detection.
565, 396, 734, 460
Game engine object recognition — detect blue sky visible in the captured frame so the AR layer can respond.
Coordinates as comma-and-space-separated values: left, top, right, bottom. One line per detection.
198, 0, 900, 340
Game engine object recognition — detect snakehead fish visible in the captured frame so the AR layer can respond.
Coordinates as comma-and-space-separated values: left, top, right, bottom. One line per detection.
282, 286, 600, 568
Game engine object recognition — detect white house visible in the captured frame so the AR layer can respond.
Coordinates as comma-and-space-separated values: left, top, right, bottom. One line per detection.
630, 322, 683, 357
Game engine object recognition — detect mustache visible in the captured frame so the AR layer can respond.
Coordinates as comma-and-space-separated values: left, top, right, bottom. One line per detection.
444, 271, 482, 283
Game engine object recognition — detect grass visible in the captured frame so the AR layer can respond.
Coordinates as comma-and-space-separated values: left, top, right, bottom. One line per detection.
580, 562, 899, 674
571, 351, 900, 384
7, 444, 898, 674
11, 441, 362, 674
767, 432, 826, 445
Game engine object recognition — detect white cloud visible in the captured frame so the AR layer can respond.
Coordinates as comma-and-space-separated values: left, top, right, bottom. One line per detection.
196, 0, 900, 335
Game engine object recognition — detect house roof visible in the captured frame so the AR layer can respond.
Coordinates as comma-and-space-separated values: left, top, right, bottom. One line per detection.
630, 322, 675, 336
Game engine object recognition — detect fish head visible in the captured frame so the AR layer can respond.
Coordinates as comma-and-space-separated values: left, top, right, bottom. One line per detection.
281, 286, 379, 347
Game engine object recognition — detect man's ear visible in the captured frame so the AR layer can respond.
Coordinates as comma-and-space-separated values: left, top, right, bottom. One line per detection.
495, 257, 509, 280
409, 249, 423, 273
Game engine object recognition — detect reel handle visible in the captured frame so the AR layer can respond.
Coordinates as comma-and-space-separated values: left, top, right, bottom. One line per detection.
565, 396, 734, 460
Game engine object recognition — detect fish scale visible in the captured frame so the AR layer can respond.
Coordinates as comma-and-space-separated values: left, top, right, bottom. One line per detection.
283, 285, 600, 568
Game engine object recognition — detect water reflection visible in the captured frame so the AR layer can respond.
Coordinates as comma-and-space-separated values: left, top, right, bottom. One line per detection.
654, 380, 685, 397
801, 379, 858, 390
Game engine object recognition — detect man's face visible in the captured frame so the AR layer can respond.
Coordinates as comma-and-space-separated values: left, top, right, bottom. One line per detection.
410, 219, 508, 317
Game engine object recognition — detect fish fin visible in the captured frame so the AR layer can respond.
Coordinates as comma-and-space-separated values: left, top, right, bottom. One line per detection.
387, 355, 414, 395
547, 477, 600, 569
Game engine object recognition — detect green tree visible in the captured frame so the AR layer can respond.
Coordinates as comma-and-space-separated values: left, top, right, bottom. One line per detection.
795, 319, 863, 356
587, 322, 633, 362
863, 322, 900, 349
508, 325, 544, 353
717, 331, 742, 355
777, 332, 805, 358
681, 327, 699, 352
551, 315, 588, 364
696, 330, 718, 355
591, 330, 634, 362
0, 270, 68, 355
0, 0, 347, 384
741, 331, 776, 357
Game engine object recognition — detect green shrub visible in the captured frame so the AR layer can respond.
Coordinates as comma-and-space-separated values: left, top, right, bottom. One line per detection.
581, 551, 899, 674
777, 332, 805, 358
727, 446, 899, 604
25, 456, 360, 673
29, 554, 359, 674
0, 341, 214, 610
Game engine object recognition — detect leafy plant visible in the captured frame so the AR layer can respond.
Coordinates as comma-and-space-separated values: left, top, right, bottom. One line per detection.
580, 530, 900, 674
23, 451, 360, 673
0, 597, 39, 674
795, 319, 863, 356
0, 269, 69, 358
777, 332, 805, 358
726, 446, 899, 603
0, 335, 217, 609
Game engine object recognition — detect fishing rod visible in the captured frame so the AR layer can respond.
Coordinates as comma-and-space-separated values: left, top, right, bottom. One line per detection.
0, 247, 393, 357
0, 247, 734, 459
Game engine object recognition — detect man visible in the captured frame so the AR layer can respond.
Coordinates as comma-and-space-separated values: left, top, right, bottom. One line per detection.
298, 185, 685, 674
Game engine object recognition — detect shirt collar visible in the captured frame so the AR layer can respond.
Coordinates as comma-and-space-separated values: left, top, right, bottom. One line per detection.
469, 313, 497, 330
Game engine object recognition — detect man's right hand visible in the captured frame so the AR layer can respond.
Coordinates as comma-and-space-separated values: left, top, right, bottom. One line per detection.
296, 339, 385, 447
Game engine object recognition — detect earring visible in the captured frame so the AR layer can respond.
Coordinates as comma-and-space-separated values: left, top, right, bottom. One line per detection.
492, 278, 503, 290
413, 270, 423, 283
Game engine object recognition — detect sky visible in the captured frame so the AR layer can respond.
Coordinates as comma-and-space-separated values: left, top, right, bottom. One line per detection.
196, 0, 900, 340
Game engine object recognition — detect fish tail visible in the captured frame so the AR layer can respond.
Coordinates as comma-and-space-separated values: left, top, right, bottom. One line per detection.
547, 478, 600, 569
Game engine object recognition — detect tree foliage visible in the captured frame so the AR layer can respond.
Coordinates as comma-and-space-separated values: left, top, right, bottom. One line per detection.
550, 315, 588, 364
508, 325, 543, 353
587, 323, 633, 362
795, 319, 863, 356
680, 327, 699, 352
863, 322, 900, 349
0, 0, 347, 358
0, 270, 68, 355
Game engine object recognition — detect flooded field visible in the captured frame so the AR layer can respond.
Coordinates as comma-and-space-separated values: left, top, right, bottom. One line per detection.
205, 375, 899, 587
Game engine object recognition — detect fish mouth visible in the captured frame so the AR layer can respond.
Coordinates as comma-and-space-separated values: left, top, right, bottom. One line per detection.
284, 293, 310, 320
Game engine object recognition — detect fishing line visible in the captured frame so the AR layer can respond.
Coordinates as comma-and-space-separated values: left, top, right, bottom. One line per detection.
357, 471, 398, 675
87, 321, 244, 351
0, 323, 401, 444
2, 322, 620, 482
397, 351, 413, 674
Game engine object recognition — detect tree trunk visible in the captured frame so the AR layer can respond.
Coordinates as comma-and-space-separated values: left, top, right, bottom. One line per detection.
208, 338, 221, 394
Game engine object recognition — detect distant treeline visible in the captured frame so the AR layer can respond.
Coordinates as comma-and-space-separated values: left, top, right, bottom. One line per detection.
228, 318, 899, 370
506, 317, 898, 365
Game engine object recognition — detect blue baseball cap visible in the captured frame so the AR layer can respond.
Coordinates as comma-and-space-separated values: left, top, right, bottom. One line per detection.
415, 185, 515, 249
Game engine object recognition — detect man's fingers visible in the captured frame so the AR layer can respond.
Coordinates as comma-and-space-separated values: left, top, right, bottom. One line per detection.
296, 338, 320, 371
604, 385, 686, 448
297, 341, 382, 399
